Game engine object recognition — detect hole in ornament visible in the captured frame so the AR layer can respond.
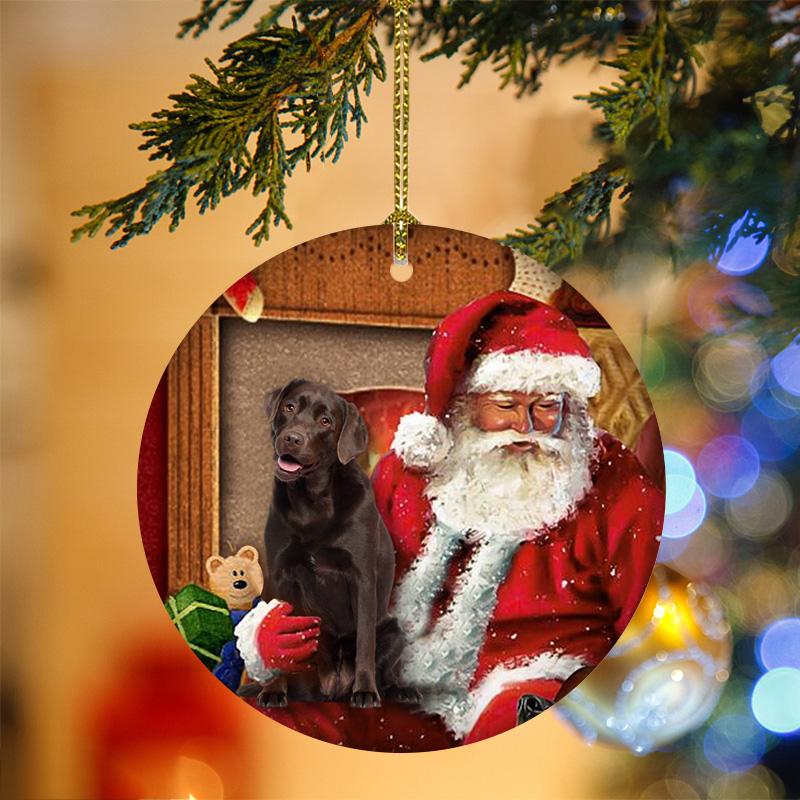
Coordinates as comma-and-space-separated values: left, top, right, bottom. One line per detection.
390, 259, 413, 283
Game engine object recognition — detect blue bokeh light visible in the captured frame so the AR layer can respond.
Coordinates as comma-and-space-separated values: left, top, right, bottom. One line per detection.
663, 485, 707, 539
751, 386, 798, 421
758, 618, 800, 671
703, 713, 766, 773
664, 449, 698, 515
772, 338, 800, 397
656, 532, 691, 563
697, 435, 761, 498
751, 668, 800, 733
741, 407, 800, 462
712, 212, 771, 276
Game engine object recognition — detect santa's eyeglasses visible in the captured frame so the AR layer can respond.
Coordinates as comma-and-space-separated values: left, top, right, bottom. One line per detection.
486, 392, 566, 436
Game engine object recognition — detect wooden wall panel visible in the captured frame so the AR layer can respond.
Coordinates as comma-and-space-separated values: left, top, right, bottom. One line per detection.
167, 314, 219, 594
214, 225, 517, 328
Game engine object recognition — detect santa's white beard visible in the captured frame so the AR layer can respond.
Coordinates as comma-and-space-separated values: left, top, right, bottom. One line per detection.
424, 411, 597, 539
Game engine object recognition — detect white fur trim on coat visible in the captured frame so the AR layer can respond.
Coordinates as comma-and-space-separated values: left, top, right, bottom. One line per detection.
398, 533, 521, 694
234, 599, 282, 684
390, 411, 452, 470
434, 651, 588, 739
465, 350, 601, 400
392, 522, 464, 640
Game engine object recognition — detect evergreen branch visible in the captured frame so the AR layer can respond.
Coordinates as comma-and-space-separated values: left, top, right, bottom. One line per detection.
578, 2, 717, 149
500, 164, 628, 268
178, 0, 270, 39
502, 2, 719, 263
402, 0, 628, 97
72, 1, 387, 248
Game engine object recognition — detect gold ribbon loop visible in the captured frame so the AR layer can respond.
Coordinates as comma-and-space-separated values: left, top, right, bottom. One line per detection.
385, 0, 416, 267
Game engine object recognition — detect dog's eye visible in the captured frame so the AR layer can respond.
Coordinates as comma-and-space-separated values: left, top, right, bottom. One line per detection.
283, 402, 295, 413
320, 416, 332, 427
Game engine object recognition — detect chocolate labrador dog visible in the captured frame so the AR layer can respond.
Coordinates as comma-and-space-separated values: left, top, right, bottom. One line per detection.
258, 379, 416, 709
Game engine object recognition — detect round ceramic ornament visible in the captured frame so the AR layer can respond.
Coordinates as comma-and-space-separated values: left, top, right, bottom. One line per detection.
136, 224, 667, 752
133, 0, 674, 755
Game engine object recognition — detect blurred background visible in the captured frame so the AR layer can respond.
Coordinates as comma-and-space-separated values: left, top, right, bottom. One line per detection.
2, 1, 799, 798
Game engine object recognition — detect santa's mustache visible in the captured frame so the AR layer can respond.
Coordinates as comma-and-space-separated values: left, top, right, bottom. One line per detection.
456, 426, 570, 458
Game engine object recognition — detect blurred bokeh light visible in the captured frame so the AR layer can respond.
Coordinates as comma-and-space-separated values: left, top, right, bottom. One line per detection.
751, 669, 800, 734
664, 449, 697, 514
771, 338, 800, 397
711, 212, 771, 276
735, 565, 797, 633
724, 471, 793, 540
697, 435, 760, 498
663, 485, 707, 539
703, 712, 767, 773
757, 618, 800, 671
693, 335, 765, 411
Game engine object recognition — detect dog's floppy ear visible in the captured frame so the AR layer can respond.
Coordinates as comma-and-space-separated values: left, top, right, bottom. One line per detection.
265, 379, 305, 426
337, 401, 369, 464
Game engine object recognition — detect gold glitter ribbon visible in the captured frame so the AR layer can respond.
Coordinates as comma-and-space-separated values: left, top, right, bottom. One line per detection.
384, 0, 417, 265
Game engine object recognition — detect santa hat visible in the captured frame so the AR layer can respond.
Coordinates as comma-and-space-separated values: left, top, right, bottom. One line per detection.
391, 290, 601, 470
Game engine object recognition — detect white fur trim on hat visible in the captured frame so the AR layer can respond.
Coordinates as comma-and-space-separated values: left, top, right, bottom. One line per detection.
465, 350, 601, 399
234, 599, 282, 684
391, 411, 452, 470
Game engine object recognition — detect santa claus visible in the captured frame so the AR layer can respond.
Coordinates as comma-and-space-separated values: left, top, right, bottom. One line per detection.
235, 290, 664, 751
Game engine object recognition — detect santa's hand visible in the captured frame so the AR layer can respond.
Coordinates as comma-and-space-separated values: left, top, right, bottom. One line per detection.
234, 599, 320, 683
258, 601, 320, 671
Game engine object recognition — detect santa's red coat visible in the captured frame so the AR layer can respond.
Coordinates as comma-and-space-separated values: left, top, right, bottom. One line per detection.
249, 431, 663, 751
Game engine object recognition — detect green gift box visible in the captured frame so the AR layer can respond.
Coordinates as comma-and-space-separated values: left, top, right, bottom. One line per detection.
165, 584, 234, 669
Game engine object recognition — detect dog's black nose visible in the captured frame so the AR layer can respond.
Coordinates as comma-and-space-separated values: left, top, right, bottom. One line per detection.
233, 579, 247, 590
281, 429, 307, 448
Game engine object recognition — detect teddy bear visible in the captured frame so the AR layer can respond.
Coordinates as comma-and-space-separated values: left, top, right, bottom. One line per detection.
204, 545, 265, 692
205, 545, 264, 611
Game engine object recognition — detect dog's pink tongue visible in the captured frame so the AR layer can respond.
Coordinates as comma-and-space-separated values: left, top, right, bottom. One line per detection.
278, 456, 303, 473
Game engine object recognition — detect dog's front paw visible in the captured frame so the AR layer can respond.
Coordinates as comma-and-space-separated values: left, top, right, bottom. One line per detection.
350, 690, 381, 708
257, 689, 288, 708
383, 686, 421, 705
